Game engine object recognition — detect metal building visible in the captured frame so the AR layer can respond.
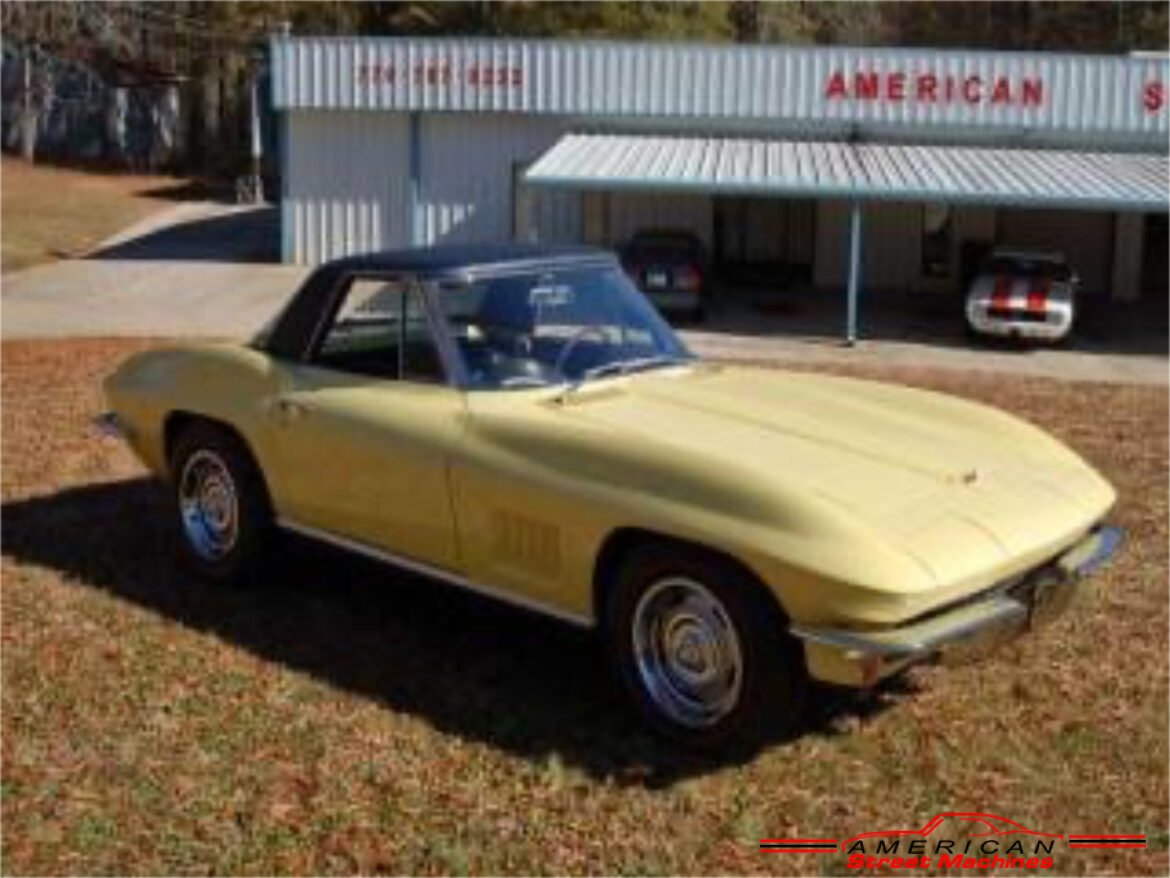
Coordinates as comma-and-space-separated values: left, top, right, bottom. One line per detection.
270, 37, 1169, 339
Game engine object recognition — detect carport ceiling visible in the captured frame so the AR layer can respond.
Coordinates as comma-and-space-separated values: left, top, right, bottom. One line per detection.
525, 133, 1169, 213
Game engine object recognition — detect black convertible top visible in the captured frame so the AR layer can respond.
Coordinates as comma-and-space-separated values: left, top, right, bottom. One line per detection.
325, 242, 609, 274
263, 243, 615, 360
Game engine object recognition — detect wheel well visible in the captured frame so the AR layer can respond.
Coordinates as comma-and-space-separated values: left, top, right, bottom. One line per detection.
163, 411, 196, 466
591, 527, 789, 625
162, 411, 260, 480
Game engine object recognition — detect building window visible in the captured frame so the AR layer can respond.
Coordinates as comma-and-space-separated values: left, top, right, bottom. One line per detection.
921, 204, 953, 278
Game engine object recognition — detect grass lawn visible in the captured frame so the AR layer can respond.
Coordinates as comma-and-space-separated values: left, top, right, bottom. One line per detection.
0, 158, 192, 273
2, 338, 1166, 875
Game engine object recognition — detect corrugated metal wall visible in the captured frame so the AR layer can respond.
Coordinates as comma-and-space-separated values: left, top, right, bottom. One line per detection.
717, 199, 816, 265
272, 37, 1169, 149
283, 111, 412, 265
816, 201, 926, 291
283, 110, 582, 262
606, 192, 714, 250
419, 113, 580, 247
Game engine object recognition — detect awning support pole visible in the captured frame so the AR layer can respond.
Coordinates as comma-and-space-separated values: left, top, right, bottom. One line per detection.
845, 199, 863, 346
409, 111, 422, 246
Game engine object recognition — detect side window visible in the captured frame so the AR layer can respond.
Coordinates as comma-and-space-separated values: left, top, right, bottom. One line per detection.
314, 277, 444, 383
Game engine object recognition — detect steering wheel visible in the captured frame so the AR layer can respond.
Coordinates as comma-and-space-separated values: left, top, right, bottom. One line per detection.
553, 324, 611, 378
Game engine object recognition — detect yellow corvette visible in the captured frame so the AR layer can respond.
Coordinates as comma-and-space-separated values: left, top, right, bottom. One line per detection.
101, 244, 1121, 749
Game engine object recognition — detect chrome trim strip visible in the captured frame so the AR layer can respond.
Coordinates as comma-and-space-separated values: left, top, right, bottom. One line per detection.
791, 597, 1028, 659
1068, 525, 1124, 577
445, 254, 617, 284
276, 517, 594, 628
792, 524, 1122, 661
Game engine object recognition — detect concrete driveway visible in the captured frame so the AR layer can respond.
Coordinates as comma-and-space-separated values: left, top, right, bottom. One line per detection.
2, 201, 307, 339
2, 202, 1165, 385
3, 258, 306, 339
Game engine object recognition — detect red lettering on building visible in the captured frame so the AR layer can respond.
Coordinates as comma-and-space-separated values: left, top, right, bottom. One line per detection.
855, 72, 880, 100
962, 75, 983, 103
1145, 81, 1165, 113
1021, 78, 1044, 106
821, 69, 1047, 108
887, 72, 906, 101
916, 73, 938, 102
825, 71, 848, 99
991, 76, 1012, 103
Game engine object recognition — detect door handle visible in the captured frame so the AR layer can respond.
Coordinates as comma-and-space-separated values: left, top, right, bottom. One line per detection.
273, 397, 309, 422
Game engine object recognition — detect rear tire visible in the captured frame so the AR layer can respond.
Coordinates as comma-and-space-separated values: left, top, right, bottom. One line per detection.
169, 421, 272, 587
602, 542, 807, 752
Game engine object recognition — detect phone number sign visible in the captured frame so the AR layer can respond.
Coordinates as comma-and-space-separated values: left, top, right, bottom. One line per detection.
356, 61, 522, 88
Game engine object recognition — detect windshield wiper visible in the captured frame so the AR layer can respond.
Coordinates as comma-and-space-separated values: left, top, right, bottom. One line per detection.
500, 375, 559, 389
584, 355, 691, 381
556, 355, 691, 402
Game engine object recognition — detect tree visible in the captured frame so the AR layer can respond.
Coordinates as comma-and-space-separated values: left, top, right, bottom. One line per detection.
880, 2, 1168, 52
358, 2, 733, 41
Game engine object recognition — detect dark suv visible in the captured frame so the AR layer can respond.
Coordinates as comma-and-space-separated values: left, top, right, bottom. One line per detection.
620, 229, 710, 322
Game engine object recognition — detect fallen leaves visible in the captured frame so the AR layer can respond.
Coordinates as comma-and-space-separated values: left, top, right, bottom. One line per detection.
1, 338, 1166, 875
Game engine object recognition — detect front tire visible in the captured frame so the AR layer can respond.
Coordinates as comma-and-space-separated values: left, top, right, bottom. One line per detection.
603, 543, 807, 751
169, 421, 272, 587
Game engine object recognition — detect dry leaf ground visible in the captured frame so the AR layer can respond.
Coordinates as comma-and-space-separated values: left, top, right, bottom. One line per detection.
1, 159, 193, 273
2, 338, 1166, 875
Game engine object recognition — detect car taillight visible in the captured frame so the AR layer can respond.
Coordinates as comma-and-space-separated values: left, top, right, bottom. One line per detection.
675, 265, 702, 291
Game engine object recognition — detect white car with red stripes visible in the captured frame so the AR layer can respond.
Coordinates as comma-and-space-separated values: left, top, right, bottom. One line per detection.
965, 250, 1079, 342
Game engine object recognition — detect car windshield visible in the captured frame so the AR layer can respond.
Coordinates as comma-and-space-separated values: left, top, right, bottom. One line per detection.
429, 265, 693, 389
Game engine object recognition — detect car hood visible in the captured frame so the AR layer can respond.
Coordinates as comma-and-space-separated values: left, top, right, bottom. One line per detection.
557, 364, 1115, 590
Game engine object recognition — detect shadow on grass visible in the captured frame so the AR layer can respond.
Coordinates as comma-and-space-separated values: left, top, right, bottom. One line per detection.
1, 477, 912, 788
86, 206, 279, 263
135, 179, 238, 203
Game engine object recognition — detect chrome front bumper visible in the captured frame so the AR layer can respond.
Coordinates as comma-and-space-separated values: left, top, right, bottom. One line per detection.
793, 526, 1123, 687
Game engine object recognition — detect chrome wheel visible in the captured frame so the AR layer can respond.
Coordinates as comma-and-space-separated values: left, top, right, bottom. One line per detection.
631, 576, 744, 728
178, 449, 239, 562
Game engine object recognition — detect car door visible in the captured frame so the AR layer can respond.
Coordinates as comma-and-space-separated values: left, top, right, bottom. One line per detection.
265, 274, 465, 572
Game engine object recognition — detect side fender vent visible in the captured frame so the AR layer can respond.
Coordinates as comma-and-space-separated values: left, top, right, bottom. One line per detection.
490, 511, 562, 575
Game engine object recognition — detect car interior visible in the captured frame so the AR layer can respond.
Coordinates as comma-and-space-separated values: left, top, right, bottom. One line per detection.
311, 268, 678, 389
438, 272, 648, 387
313, 279, 445, 382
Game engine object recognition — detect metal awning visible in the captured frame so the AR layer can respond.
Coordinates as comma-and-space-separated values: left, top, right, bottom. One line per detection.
525, 134, 1169, 213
